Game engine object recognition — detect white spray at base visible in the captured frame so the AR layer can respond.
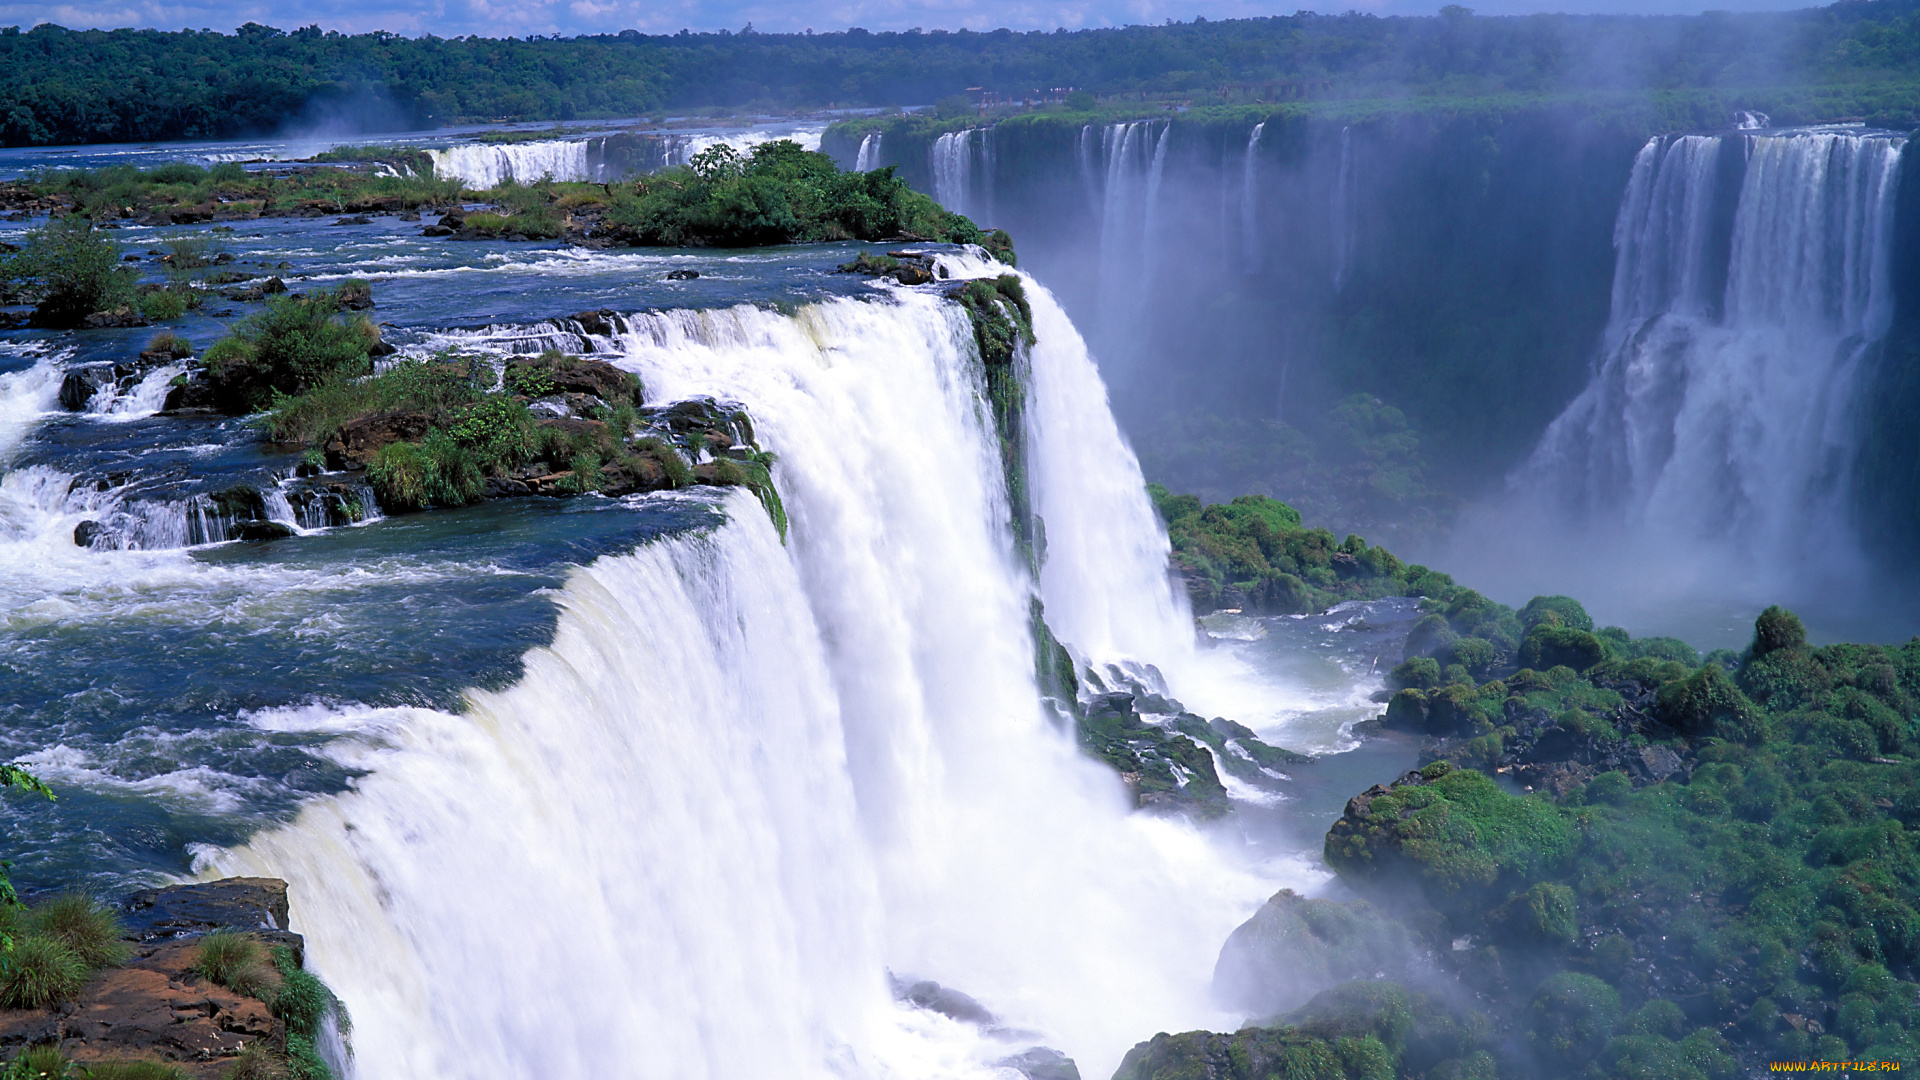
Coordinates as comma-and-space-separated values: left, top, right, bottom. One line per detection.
1448, 128, 1906, 629
203, 268, 1290, 1079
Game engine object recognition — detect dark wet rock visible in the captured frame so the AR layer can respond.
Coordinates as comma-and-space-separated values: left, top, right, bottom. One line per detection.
997, 1047, 1081, 1080
59, 363, 120, 410
664, 268, 700, 280
332, 215, 373, 226
80, 306, 150, 329
336, 279, 374, 310
0, 311, 27, 330
570, 309, 618, 336
118, 877, 300, 961
421, 224, 455, 237
895, 978, 996, 1026
161, 372, 219, 413
325, 410, 432, 467
73, 520, 104, 547
207, 484, 267, 521
232, 520, 295, 542
400, 210, 421, 222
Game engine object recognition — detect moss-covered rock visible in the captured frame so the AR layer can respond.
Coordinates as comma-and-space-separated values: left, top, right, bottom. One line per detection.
1213, 890, 1419, 1017
1324, 762, 1575, 910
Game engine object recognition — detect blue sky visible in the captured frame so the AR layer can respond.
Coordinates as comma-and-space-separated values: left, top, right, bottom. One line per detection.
0, 0, 1814, 38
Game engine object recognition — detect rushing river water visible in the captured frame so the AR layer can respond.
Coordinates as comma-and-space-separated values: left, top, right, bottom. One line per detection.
0, 206, 1416, 1078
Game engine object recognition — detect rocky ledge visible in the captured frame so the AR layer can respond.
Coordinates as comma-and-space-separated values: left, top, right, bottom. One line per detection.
0, 878, 340, 1079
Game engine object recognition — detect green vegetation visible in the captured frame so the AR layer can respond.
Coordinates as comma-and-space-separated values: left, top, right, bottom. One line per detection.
3, 162, 463, 223
0, 894, 119, 1010
187, 936, 347, 1080
30, 893, 131, 968
0, 933, 89, 1009
270, 945, 350, 1080
191, 930, 279, 999
599, 141, 982, 247
199, 283, 381, 414
9, 4, 1920, 146
1150, 485, 1418, 614
1227, 603, 1920, 1077
0, 217, 133, 327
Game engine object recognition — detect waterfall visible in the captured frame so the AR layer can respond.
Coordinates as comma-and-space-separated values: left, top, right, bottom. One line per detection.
202, 273, 1281, 1080
1241, 122, 1265, 271
427, 140, 591, 188
1511, 129, 1905, 597
1090, 121, 1168, 386
931, 130, 974, 217
854, 133, 882, 172
1332, 126, 1357, 291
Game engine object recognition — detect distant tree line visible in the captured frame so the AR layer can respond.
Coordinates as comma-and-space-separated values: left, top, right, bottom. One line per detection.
5, 0, 1920, 147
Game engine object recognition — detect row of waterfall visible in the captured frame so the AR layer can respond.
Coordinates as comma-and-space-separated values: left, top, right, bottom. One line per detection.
425, 126, 826, 187
190, 259, 1281, 1080
1493, 128, 1906, 611
881, 112, 1913, 623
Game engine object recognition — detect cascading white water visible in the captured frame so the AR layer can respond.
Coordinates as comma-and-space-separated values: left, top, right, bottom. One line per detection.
854, 133, 883, 172
1240, 122, 1265, 271
427, 140, 591, 188
931, 130, 974, 217
85, 363, 184, 420
1332, 126, 1357, 292
667, 126, 826, 167
203, 272, 1289, 1080
1091, 121, 1168, 386
1506, 128, 1905, 603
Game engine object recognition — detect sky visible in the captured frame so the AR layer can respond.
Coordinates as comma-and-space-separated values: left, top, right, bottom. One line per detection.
0, 0, 1817, 38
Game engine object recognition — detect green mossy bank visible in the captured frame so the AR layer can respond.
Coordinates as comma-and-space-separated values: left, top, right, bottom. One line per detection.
1128, 489, 1920, 1078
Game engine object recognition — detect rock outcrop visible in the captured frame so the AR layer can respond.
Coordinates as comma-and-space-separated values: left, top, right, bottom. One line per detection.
0, 878, 333, 1079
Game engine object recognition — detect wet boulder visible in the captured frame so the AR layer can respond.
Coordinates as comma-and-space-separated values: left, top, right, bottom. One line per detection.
73, 520, 105, 547
59, 363, 120, 410
505, 353, 641, 406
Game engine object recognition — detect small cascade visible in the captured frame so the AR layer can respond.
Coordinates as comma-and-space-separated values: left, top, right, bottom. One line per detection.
84, 363, 184, 421
427, 140, 592, 188
1510, 129, 1905, 599
853, 132, 882, 172
1735, 110, 1771, 130
1240, 122, 1265, 271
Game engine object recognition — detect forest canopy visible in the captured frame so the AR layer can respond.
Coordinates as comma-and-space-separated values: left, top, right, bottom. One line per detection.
7, 0, 1920, 147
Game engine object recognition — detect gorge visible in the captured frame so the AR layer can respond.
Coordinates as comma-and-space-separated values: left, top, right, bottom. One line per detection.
5, 84, 1920, 1080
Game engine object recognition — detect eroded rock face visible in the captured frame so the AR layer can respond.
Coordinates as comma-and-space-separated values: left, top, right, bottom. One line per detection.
0, 878, 308, 1078
5, 939, 282, 1078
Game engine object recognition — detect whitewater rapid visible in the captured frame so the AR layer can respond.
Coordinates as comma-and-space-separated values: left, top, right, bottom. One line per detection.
202, 263, 1295, 1079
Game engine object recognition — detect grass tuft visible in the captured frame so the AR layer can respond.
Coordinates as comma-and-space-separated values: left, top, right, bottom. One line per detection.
29, 893, 129, 968
190, 931, 278, 1001
0, 934, 89, 1009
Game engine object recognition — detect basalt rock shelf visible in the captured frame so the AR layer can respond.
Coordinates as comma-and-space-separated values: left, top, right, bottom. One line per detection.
0, 878, 342, 1079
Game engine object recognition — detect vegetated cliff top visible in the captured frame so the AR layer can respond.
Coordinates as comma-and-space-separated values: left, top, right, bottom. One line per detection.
6, 0, 1920, 147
